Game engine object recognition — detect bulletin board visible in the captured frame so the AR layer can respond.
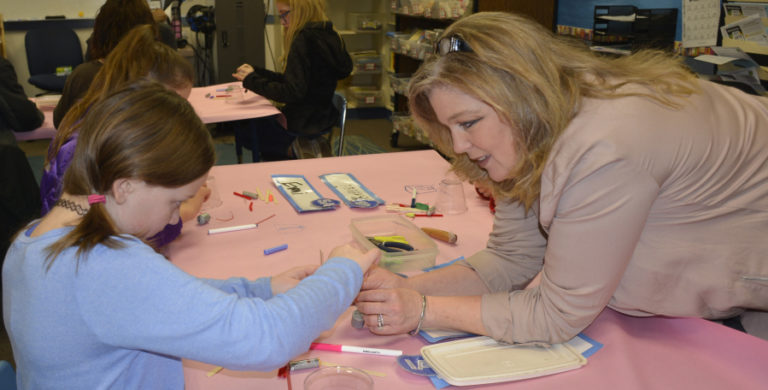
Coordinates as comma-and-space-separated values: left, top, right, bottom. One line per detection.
557, 0, 684, 40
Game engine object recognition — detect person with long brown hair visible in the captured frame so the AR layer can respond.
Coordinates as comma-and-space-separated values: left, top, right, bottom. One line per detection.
232, 0, 352, 160
53, 0, 156, 127
3, 82, 379, 388
356, 12, 768, 343
41, 24, 200, 248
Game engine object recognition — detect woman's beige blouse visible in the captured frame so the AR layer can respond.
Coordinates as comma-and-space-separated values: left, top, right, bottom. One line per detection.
465, 80, 768, 344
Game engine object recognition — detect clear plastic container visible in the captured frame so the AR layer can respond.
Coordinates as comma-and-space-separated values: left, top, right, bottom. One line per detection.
304, 366, 373, 390
350, 215, 438, 272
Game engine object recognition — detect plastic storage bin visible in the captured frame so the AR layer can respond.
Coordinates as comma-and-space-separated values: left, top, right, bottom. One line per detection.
350, 215, 438, 272
352, 53, 382, 74
347, 86, 382, 107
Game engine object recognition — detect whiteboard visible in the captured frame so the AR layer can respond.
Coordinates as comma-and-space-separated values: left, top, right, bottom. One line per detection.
1, 0, 109, 20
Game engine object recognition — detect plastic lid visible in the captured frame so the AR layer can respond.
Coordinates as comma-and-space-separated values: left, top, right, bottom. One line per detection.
421, 336, 587, 386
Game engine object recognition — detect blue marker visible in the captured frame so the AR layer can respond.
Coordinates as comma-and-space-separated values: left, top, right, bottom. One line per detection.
264, 244, 288, 255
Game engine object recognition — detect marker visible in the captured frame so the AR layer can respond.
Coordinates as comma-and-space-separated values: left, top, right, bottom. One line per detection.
264, 244, 288, 255
410, 187, 417, 208
310, 342, 403, 357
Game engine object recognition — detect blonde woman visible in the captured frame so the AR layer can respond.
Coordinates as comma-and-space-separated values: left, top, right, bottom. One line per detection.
356, 12, 768, 343
233, 0, 352, 159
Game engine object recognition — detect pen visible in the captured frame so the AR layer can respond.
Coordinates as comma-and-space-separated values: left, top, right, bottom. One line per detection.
310, 342, 403, 357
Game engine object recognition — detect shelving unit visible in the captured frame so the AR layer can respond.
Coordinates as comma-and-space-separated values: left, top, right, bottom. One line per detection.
328, 0, 389, 110
387, 0, 555, 147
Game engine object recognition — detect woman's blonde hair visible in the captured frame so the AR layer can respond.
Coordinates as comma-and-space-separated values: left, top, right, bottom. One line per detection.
47, 24, 194, 167
45, 82, 215, 268
278, 0, 329, 69
409, 12, 698, 209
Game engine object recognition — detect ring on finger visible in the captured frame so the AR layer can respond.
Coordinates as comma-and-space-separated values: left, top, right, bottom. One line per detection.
377, 313, 384, 328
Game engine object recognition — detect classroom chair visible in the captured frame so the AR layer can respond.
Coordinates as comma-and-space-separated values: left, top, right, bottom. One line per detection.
0, 360, 16, 390
25, 27, 83, 94
331, 92, 347, 157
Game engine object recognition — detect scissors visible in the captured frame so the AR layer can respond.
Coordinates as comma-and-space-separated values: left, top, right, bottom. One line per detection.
366, 237, 414, 252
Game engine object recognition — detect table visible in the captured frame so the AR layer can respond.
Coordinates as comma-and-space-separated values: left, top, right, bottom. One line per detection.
13, 84, 284, 142
187, 82, 286, 127
169, 150, 768, 390
12, 105, 56, 142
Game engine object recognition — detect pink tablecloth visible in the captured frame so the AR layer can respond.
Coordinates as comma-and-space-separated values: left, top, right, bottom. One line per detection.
14, 84, 284, 142
188, 82, 286, 127
169, 150, 768, 390
13, 109, 56, 141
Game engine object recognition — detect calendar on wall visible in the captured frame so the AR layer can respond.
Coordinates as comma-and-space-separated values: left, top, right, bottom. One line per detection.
682, 0, 721, 48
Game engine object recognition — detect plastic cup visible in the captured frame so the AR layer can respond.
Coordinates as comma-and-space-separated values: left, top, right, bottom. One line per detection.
200, 175, 223, 211
435, 177, 467, 215
224, 86, 246, 103
304, 366, 374, 390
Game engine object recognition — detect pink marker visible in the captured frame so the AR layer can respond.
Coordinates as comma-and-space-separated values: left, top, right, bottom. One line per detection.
310, 342, 402, 357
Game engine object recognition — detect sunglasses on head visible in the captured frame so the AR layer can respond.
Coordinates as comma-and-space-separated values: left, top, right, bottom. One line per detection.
436, 35, 472, 55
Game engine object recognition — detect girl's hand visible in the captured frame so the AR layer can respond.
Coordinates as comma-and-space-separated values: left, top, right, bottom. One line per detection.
232, 64, 255, 81
328, 244, 380, 275
271, 265, 319, 294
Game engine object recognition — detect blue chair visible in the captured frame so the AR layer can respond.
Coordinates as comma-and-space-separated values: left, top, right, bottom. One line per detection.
25, 27, 83, 94
0, 360, 17, 390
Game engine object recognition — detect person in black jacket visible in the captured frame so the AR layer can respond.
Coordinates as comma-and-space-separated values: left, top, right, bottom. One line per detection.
233, 0, 352, 160
0, 57, 44, 146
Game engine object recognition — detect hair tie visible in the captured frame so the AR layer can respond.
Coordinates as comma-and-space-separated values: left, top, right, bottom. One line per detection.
87, 195, 106, 205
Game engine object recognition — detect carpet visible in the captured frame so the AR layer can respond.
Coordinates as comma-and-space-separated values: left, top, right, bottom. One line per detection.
214, 134, 387, 165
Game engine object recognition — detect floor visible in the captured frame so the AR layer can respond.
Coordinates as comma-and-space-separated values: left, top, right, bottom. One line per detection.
2, 117, 433, 370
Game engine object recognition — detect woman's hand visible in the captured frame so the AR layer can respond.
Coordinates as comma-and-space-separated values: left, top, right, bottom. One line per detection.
328, 244, 380, 275
355, 287, 423, 335
271, 265, 319, 295
360, 266, 408, 291
232, 64, 255, 81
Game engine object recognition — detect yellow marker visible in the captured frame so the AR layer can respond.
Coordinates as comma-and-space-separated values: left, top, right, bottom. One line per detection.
373, 235, 409, 244
207, 366, 223, 377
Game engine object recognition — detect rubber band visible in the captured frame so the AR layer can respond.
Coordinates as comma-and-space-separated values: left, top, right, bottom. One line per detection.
87, 194, 106, 204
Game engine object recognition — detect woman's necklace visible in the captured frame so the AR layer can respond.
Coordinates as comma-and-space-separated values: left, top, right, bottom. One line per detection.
55, 198, 89, 216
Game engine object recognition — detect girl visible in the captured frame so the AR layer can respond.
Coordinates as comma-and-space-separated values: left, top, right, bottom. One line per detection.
3, 82, 378, 389
41, 24, 203, 248
53, 0, 157, 127
233, 0, 352, 160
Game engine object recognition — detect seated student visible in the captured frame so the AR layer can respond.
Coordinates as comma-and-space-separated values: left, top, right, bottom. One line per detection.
54, 0, 156, 128
233, 0, 352, 160
355, 12, 768, 343
41, 24, 203, 248
2, 82, 380, 388
0, 57, 44, 145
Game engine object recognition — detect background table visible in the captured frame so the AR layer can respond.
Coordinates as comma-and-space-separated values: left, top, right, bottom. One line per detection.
13, 84, 284, 142
169, 150, 768, 390
187, 82, 286, 127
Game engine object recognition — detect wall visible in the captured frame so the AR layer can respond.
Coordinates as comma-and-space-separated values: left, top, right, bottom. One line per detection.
2, 0, 283, 95
557, 0, 684, 40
